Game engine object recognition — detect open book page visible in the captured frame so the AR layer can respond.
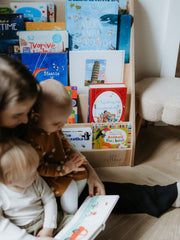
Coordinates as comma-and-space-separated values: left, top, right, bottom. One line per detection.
55, 195, 119, 240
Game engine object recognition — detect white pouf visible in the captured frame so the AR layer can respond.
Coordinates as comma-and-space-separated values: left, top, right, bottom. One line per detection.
135, 77, 180, 125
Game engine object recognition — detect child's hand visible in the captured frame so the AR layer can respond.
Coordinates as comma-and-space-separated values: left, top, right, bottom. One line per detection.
36, 228, 54, 237
64, 154, 87, 174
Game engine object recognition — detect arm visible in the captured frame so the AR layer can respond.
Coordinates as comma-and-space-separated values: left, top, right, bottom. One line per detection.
36, 176, 57, 238
0, 209, 36, 240
86, 162, 105, 196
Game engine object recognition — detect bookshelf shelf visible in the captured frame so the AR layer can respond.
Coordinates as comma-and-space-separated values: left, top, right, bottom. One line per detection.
1, 0, 135, 167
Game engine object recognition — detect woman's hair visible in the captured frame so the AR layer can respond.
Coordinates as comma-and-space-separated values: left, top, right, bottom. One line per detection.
0, 138, 39, 185
0, 55, 40, 111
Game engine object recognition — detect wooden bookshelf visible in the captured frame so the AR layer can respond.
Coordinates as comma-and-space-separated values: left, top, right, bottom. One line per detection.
1, 0, 135, 167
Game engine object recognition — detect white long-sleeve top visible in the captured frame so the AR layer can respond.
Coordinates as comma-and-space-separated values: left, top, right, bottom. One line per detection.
0, 175, 57, 240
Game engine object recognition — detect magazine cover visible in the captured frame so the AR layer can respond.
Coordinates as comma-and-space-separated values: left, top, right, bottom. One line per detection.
10, 2, 48, 22
69, 50, 125, 94
92, 122, 131, 149
11, 52, 68, 85
66, 0, 119, 50
0, 13, 24, 54
19, 30, 68, 53
88, 84, 127, 123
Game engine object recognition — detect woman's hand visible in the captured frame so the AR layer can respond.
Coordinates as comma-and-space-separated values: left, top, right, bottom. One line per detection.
86, 162, 105, 196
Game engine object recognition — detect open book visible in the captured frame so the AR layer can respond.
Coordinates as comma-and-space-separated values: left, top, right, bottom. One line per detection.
55, 195, 119, 240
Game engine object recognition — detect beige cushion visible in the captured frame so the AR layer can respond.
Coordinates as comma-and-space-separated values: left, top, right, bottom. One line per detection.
135, 77, 180, 125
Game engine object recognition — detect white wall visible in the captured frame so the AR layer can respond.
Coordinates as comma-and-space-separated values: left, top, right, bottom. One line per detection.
134, 0, 170, 81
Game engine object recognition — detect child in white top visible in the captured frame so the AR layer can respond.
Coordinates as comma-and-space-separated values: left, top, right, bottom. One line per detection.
0, 138, 57, 240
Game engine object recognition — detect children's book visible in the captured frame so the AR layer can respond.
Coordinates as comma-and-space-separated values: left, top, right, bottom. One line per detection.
65, 86, 78, 123
92, 122, 131, 149
55, 195, 119, 240
47, 3, 55, 22
25, 22, 65, 31
69, 50, 125, 94
119, 0, 129, 14
88, 83, 127, 123
0, 13, 24, 54
62, 127, 92, 150
19, 30, 68, 53
117, 14, 132, 63
10, 2, 48, 22
0, 7, 11, 13
66, 0, 119, 51
11, 52, 68, 85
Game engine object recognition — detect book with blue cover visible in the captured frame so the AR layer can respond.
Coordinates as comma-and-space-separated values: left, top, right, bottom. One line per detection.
11, 52, 68, 85
117, 14, 132, 63
66, 0, 119, 51
0, 13, 24, 54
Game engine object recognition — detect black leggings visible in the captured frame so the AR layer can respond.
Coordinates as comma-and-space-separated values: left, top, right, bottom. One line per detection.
79, 182, 177, 217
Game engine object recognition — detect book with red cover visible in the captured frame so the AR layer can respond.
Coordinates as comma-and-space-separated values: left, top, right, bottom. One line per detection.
88, 84, 127, 123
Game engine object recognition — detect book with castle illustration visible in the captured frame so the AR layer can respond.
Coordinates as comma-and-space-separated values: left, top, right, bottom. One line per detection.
0, 13, 24, 54
62, 127, 92, 150
11, 52, 68, 86
92, 122, 131, 149
19, 30, 68, 53
55, 195, 119, 240
66, 0, 119, 50
69, 50, 125, 94
88, 83, 127, 123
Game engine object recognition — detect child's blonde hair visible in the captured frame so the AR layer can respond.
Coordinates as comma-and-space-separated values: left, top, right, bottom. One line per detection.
0, 138, 39, 185
35, 79, 72, 113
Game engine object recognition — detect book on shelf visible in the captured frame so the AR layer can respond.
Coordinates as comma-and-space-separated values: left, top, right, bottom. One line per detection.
55, 195, 119, 240
119, 0, 129, 14
62, 127, 92, 150
117, 14, 132, 63
47, 2, 55, 22
25, 22, 65, 31
92, 122, 131, 149
69, 50, 125, 94
19, 30, 68, 53
65, 86, 78, 123
88, 83, 127, 123
66, 0, 119, 51
10, 2, 48, 22
0, 13, 24, 54
11, 52, 68, 86
0, 7, 11, 14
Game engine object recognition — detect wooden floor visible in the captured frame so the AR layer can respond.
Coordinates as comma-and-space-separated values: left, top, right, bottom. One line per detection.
95, 125, 180, 240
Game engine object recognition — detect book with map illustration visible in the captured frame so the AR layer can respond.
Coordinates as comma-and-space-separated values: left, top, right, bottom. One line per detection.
92, 122, 131, 149
66, 0, 119, 50
55, 195, 119, 240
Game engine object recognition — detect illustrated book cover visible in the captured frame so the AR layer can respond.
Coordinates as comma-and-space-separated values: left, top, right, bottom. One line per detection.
62, 127, 92, 150
11, 52, 68, 86
117, 14, 132, 63
0, 7, 11, 14
10, 2, 48, 22
69, 50, 125, 94
66, 0, 119, 51
55, 195, 119, 240
0, 13, 24, 54
25, 22, 65, 31
65, 86, 78, 123
92, 122, 131, 149
88, 83, 127, 123
19, 30, 68, 53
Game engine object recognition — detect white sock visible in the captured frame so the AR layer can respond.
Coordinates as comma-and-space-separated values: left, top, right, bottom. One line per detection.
172, 182, 180, 207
